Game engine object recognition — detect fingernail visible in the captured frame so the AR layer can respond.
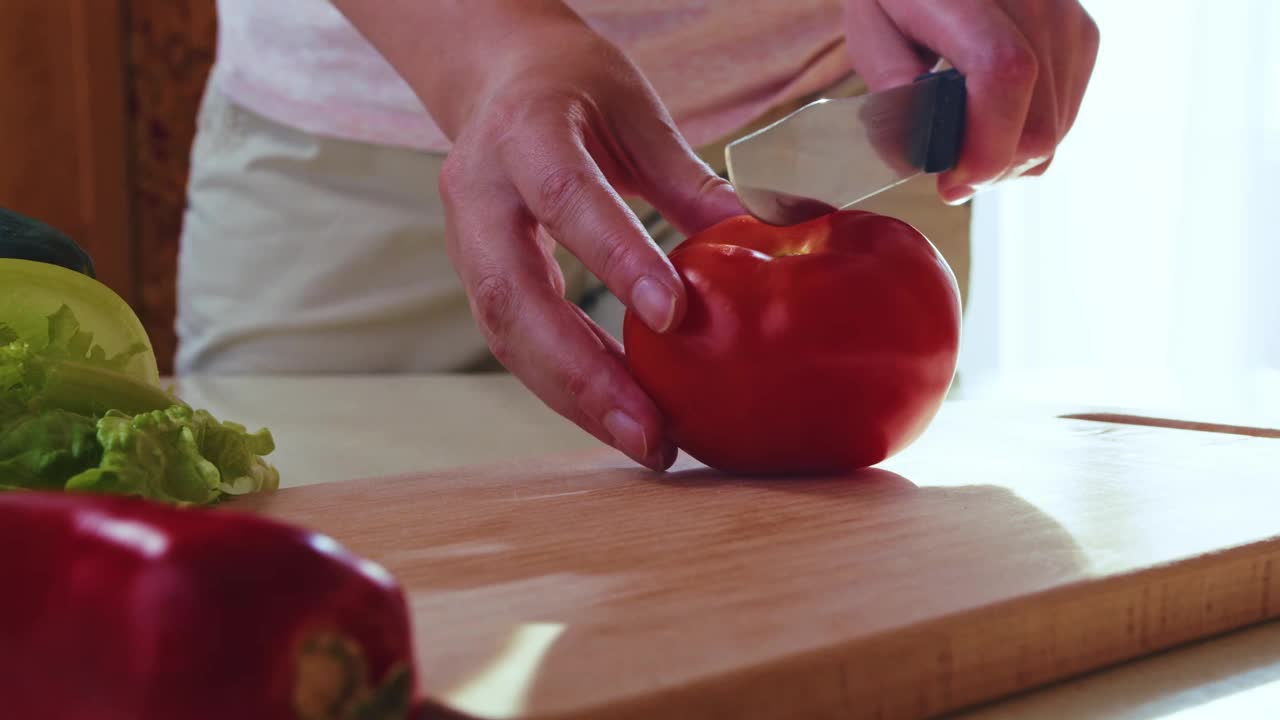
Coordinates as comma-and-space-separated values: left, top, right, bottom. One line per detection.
632, 277, 677, 332
941, 184, 976, 206
996, 156, 1050, 183
1009, 156, 1048, 178
603, 409, 649, 461
659, 440, 679, 469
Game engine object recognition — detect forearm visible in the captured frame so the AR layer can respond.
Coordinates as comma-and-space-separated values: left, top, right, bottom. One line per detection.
330, 0, 588, 137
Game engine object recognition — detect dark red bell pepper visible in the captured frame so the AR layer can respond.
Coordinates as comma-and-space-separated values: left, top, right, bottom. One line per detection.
0, 491, 417, 720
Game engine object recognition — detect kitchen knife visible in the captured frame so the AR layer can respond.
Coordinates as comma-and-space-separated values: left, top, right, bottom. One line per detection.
725, 69, 967, 226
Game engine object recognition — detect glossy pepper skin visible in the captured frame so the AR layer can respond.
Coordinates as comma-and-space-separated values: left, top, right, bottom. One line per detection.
624, 211, 962, 474
0, 491, 416, 720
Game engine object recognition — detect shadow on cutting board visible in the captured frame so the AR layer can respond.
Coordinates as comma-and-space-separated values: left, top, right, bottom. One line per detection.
396, 462, 1090, 720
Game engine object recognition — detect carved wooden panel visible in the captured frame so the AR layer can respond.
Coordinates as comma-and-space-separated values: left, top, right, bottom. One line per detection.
123, 0, 218, 373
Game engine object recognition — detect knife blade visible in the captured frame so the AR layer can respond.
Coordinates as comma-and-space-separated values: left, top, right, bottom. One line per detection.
724, 69, 967, 226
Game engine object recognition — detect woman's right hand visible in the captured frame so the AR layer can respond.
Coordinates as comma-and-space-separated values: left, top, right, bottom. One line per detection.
333, 1, 744, 470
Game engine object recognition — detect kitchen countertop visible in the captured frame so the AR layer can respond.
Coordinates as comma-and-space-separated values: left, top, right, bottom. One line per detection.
171, 373, 1280, 719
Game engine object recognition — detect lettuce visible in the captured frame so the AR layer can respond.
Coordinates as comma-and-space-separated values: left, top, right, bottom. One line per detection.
0, 409, 102, 490
0, 259, 279, 504
64, 406, 279, 505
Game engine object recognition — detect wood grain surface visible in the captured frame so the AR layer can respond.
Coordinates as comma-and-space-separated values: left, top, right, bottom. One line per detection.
231, 403, 1280, 719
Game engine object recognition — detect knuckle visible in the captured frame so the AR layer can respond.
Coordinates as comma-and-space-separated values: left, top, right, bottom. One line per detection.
697, 172, 734, 200
470, 273, 517, 351
560, 362, 593, 403
536, 165, 593, 228
489, 92, 544, 129
1082, 13, 1101, 50
491, 112, 538, 163
493, 91, 591, 157
598, 235, 641, 286
978, 43, 1039, 87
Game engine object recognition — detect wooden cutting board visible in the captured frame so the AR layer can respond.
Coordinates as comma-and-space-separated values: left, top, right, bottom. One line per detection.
231, 402, 1280, 720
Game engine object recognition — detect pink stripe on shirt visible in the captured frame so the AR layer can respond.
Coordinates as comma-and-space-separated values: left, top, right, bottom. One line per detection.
211, 0, 851, 153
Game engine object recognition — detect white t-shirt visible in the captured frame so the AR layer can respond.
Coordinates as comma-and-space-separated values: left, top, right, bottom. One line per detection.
211, 0, 852, 152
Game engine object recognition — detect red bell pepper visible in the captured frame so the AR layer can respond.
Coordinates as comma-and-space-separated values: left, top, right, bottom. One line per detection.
0, 491, 417, 719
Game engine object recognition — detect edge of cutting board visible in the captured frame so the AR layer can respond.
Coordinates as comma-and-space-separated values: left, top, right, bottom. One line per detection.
235, 406, 1280, 720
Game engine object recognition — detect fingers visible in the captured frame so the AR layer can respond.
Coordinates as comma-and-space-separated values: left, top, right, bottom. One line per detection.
438, 165, 677, 470
1057, 8, 1102, 139
501, 126, 687, 334
563, 62, 744, 237
568, 303, 678, 467
534, 225, 569, 297
618, 108, 746, 237
876, 0, 1039, 202
574, 82, 744, 237
846, 0, 1100, 200
992, 3, 1059, 184
999, 3, 1101, 181
843, 0, 937, 90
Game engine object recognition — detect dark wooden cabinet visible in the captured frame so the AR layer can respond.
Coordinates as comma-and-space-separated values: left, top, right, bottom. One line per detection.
0, 0, 217, 374
0, 0, 133, 296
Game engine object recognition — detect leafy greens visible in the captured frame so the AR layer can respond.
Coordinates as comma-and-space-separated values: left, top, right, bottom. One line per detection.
0, 262, 279, 504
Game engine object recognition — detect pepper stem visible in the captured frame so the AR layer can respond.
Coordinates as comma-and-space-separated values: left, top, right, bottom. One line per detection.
292, 631, 414, 720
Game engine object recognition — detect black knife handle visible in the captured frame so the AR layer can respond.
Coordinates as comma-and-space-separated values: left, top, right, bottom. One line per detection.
909, 68, 967, 173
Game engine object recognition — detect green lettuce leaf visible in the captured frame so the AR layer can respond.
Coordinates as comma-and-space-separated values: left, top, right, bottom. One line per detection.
65, 406, 280, 505
0, 409, 102, 490
42, 304, 149, 372
0, 335, 175, 419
